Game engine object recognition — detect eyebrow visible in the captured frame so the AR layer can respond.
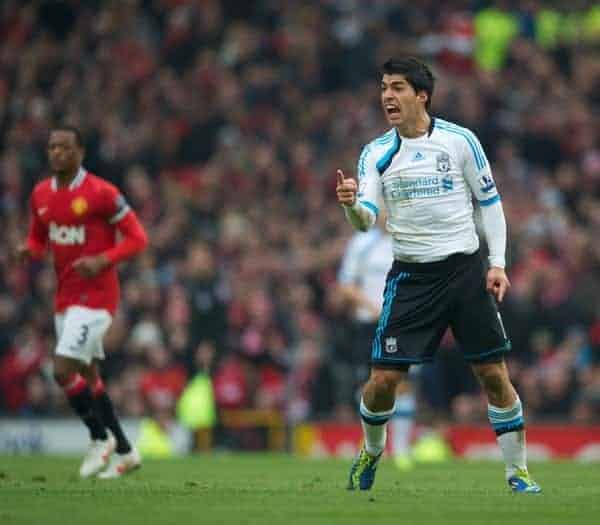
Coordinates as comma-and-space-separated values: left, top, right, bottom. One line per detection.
48, 140, 75, 146
381, 80, 407, 87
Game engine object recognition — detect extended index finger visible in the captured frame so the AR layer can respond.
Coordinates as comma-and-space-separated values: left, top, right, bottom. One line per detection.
497, 281, 508, 303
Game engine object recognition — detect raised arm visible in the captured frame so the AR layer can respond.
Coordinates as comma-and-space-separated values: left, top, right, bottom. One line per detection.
336, 144, 382, 232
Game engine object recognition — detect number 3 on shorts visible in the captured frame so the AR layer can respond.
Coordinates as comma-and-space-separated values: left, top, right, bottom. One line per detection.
77, 324, 89, 346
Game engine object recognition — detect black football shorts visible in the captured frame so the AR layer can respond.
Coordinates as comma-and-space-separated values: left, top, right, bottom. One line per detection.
370, 251, 511, 369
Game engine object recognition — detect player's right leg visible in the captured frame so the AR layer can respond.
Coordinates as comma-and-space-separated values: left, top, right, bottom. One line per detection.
53, 356, 114, 477
349, 260, 448, 490
54, 307, 114, 477
348, 367, 406, 490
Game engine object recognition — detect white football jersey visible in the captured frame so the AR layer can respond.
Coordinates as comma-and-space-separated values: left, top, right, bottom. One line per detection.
357, 117, 500, 262
338, 228, 393, 323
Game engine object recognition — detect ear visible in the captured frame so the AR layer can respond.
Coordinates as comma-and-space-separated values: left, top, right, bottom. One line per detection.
417, 91, 428, 106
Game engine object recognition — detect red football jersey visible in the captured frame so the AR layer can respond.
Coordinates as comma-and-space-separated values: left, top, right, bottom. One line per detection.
27, 168, 147, 314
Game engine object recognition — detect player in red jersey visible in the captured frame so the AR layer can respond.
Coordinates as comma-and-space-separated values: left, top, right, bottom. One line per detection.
18, 125, 148, 478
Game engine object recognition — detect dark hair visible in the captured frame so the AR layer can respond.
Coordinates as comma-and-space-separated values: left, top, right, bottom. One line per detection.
381, 58, 435, 110
50, 125, 84, 147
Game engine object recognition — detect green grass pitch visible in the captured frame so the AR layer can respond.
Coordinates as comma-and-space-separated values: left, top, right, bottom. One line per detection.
0, 454, 598, 525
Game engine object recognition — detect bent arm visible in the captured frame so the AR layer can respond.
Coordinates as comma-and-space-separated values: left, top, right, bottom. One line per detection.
343, 201, 377, 232
103, 211, 148, 265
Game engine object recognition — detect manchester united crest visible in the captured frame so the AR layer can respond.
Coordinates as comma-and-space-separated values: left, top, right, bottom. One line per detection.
71, 196, 88, 215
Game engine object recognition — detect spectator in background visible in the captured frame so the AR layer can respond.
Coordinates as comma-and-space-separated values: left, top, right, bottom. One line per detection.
185, 241, 229, 355
140, 343, 187, 413
0, 324, 46, 413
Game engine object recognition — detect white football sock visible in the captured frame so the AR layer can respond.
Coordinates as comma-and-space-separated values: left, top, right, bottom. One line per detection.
359, 397, 395, 456
488, 397, 527, 479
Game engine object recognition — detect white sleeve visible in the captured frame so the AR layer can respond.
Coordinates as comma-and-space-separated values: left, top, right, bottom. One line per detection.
461, 130, 500, 207
343, 145, 382, 231
479, 200, 507, 268
460, 130, 506, 268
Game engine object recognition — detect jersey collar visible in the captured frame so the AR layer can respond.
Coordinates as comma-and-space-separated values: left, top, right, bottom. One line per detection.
396, 116, 435, 141
51, 167, 87, 191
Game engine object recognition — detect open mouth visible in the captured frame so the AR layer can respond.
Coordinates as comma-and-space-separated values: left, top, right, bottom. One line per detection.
385, 106, 401, 117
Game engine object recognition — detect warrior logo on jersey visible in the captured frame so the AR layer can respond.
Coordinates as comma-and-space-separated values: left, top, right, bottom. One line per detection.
71, 196, 88, 215
385, 337, 398, 353
436, 152, 451, 173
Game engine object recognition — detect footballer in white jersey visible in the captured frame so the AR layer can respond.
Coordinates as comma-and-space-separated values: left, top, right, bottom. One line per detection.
338, 226, 394, 324
338, 57, 540, 494
356, 117, 503, 266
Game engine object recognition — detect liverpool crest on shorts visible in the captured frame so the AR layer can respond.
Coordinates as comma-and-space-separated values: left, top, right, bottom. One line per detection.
385, 337, 398, 353
436, 152, 450, 173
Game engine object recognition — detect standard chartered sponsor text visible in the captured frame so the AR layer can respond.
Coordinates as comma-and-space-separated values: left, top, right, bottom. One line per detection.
385, 177, 444, 201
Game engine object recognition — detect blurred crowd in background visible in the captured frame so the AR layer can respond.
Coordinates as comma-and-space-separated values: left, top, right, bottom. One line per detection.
1, 0, 599, 432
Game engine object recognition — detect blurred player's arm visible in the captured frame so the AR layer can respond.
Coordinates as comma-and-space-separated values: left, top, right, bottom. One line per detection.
20, 194, 48, 260
102, 209, 148, 265
73, 188, 148, 278
336, 145, 382, 232
338, 284, 381, 318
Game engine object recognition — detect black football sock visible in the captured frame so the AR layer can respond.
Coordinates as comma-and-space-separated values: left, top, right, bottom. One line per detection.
64, 377, 108, 441
93, 384, 132, 454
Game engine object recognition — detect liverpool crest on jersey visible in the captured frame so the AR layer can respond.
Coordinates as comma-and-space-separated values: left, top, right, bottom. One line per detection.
436, 152, 451, 173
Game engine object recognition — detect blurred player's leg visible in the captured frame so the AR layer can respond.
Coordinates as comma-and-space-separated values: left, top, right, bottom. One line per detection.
391, 381, 415, 471
83, 363, 141, 478
472, 360, 541, 493
85, 362, 132, 454
54, 357, 107, 442
348, 368, 404, 490
98, 447, 141, 479
54, 307, 117, 477
53, 356, 114, 477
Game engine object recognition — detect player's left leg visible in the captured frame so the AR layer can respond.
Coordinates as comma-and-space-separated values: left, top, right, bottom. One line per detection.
450, 253, 540, 492
471, 360, 541, 494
